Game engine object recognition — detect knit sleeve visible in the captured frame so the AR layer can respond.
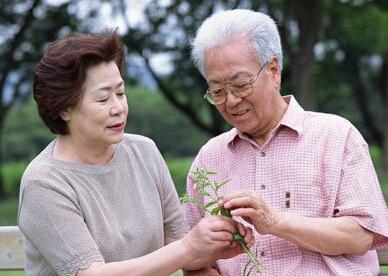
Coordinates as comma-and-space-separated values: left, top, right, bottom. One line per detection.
18, 180, 104, 276
152, 145, 189, 239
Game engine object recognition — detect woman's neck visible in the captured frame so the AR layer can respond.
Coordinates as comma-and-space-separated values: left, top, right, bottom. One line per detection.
53, 135, 116, 165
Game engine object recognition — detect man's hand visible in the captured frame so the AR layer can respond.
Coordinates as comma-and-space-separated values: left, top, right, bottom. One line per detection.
220, 191, 279, 235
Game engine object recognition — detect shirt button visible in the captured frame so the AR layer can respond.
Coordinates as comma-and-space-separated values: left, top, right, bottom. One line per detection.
261, 151, 266, 157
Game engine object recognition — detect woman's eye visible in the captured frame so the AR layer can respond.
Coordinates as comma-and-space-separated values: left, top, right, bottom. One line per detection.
97, 98, 108, 103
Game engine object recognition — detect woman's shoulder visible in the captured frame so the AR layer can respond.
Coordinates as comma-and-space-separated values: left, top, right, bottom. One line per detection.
119, 133, 163, 164
120, 133, 159, 152
22, 141, 57, 181
122, 133, 155, 145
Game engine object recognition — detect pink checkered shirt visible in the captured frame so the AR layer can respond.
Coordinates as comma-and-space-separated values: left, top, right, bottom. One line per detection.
185, 95, 388, 275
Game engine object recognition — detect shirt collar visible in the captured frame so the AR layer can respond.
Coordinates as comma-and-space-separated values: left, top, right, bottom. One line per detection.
226, 95, 305, 147
279, 95, 304, 136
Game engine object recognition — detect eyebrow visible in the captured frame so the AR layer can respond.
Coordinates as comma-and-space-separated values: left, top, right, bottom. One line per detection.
208, 71, 253, 84
95, 80, 124, 92
229, 71, 253, 81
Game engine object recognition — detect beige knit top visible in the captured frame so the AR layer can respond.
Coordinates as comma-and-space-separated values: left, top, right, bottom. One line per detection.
18, 134, 188, 276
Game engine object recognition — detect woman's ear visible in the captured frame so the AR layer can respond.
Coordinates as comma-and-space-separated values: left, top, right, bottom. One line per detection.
58, 110, 71, 122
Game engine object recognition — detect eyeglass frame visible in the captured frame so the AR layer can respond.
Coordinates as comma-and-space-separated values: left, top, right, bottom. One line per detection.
203, 62, 268, 105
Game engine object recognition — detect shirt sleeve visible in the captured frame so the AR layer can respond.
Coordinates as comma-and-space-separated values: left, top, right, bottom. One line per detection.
153, 145, 189, 239
334, 126, 388, 249
18, 180, 104, 276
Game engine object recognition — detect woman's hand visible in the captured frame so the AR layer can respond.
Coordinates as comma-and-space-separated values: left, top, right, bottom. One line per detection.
182, 216, 254, 269
182, 216, 235, 259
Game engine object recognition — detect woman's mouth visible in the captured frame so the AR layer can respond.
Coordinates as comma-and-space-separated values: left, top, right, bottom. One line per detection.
108, 122, 124, 132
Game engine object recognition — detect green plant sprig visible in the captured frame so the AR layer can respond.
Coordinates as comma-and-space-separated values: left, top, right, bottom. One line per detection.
181, 167, 264, 275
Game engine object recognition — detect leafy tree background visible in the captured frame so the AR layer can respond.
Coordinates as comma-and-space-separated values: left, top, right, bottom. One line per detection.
0, 0, 387, 208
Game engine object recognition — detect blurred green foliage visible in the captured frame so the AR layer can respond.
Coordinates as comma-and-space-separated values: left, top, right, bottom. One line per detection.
0, 197, 19, 225
2, 162, 27, 198
2, 85, 210, 165
125, 86, 210, 157
166, 157, 194, 196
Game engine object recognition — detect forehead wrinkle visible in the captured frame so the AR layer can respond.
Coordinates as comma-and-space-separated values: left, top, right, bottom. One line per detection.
208, 70, 254, 85
94, 80, 124, 93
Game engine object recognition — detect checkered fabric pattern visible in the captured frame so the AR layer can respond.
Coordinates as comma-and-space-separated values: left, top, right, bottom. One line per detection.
184, 95, 388, 275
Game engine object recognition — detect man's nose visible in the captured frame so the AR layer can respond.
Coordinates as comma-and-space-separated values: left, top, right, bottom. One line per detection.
224, 87, 243, 107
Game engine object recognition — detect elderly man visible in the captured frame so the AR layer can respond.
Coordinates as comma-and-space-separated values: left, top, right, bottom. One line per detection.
185, 9, 388, 275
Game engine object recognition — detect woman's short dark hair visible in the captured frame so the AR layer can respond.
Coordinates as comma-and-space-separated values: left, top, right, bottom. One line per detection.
33, 30, 125, 135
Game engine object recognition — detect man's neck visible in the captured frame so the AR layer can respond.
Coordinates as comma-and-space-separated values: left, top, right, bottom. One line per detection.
253, 98, 288, 146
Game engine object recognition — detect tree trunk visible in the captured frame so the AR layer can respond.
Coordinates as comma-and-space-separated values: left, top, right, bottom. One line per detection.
289, 0, 323, 110
382, 54, 388, 174
344, 50, 382, 146
0, 113, 5, 199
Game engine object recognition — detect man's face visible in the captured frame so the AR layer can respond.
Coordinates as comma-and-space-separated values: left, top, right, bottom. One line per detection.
204, 37, 282, 141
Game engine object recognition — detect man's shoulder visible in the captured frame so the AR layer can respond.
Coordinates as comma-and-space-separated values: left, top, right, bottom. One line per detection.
304, 111, 354, 133
302, 111, 366, 146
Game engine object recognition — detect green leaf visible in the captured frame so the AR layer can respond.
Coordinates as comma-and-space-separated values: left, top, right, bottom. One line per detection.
204, 200, 218, 209
211, 207, 220, 215
192, 199, 201, 207
220, 207, 232, 218
215, 179, 230, 191
233, 232, 245, 244
179, 194, 189, 204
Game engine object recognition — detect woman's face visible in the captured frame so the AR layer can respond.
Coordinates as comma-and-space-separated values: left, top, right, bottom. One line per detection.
61, 61, 128, 149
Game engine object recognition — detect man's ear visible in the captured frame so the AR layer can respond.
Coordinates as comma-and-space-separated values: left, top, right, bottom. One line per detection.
268, 57, 281, 88
58, 110, 71, 122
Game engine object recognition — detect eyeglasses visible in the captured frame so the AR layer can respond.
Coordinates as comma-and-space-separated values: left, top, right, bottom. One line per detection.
204, 62, 267, 105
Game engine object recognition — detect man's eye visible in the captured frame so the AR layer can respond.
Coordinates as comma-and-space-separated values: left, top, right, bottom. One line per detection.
211, 89, 224, 97
232, 83, 251, 91
97, 98, 109, 103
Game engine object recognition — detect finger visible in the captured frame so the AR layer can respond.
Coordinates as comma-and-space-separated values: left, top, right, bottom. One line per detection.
224, 196, 260, 210
212, 240, 235, 250
209, 230, 234, 242
237, 222, 246, 237
230, 208, 257, 220
244, 227, 255, 246
208, 216, 237, 233
219, 191, 253, 204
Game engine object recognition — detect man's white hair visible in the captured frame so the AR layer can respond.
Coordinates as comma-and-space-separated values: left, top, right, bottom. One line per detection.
192, 9, 283, 77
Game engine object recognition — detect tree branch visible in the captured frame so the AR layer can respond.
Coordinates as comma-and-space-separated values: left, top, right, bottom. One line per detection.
0, 0, 42, 107
142, 55, 218, 135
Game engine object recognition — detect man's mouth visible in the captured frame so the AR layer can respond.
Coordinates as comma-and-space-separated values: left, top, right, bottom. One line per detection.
231, 109, 249, 116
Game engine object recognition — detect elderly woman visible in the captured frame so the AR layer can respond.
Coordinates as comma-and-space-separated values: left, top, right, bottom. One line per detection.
18, 31, 252, 276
